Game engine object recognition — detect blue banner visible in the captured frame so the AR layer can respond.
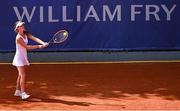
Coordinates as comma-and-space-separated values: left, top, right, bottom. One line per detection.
0, 0, 179, 52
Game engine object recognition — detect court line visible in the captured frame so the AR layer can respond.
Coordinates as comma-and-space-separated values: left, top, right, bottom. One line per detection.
1, 60, 180, 65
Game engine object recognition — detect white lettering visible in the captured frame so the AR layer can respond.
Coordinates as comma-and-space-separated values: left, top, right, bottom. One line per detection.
77, 6, 81, 22
84, 6, 100, 21
13, 4, 177, 23
40, 6, 44, 22
146, 5, 160, 21
48, 6, 59, 22
103, 5, 121, 21
62, 6, 73, 22
13, 6, 36, 22
131, 5, 143, 21
161, 4, 176, 21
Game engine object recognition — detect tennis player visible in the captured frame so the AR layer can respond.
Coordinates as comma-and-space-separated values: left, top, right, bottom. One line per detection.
12, 21, 48, 100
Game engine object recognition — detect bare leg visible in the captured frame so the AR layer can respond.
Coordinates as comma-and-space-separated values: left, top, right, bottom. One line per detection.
17, 66, 26, 92
16, 74, 21, 90
15, 66, 30, 99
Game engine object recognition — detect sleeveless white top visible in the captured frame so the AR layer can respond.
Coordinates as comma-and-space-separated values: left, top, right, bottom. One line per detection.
12, 33, 30, 66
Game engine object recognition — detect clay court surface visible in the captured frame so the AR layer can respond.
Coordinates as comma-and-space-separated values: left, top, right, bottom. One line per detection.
0, 62, 180, 110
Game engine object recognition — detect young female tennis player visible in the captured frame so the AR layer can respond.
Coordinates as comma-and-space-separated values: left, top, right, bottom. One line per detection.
12, 21, 48, 100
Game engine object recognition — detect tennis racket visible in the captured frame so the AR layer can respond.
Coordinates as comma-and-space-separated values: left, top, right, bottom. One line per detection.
48, 30, 69, 44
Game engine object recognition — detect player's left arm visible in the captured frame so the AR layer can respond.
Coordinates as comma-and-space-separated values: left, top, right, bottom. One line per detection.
28, 34, 47, 45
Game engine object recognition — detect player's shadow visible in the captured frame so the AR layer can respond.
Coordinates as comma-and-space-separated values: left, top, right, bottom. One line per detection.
27, 97, 94, 106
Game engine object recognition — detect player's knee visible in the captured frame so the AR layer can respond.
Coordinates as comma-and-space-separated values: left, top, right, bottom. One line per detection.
19, 73, 26, 78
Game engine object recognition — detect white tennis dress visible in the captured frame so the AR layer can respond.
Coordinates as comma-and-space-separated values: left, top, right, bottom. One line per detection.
12, 33, 30, 66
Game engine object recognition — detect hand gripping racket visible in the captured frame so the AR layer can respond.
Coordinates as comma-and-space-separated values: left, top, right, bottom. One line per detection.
48, 30, 69, 44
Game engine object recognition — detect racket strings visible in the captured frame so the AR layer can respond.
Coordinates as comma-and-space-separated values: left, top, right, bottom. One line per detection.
51, 30, 68, 43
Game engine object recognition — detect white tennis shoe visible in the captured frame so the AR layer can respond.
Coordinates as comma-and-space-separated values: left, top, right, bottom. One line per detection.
14, 90, 21, 97
21, 92, 30, 100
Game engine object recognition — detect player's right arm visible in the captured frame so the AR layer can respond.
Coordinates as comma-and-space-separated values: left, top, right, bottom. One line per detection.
16, 37, 44, 50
